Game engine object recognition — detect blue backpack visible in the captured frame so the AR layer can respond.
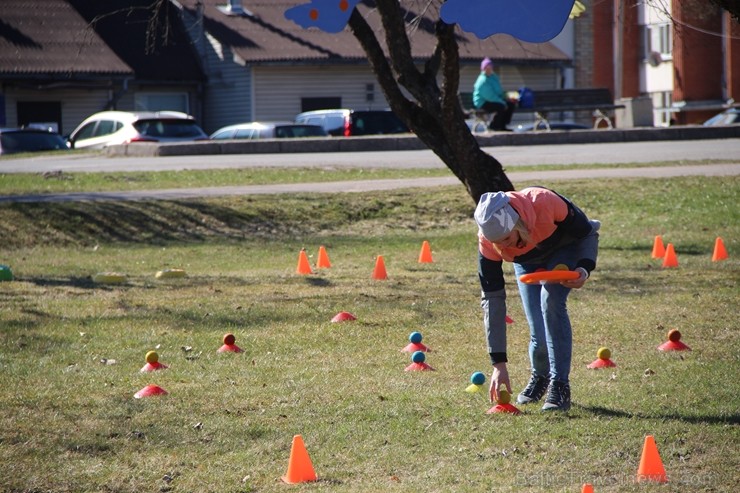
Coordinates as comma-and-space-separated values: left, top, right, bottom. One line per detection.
518, 87, 535, 109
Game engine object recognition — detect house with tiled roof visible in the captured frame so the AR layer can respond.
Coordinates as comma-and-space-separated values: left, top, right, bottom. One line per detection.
1, 0, 572, 135
0, 0, 205, 135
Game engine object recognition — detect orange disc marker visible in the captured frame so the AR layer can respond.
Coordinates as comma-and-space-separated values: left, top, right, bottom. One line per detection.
218, 333, 243, 353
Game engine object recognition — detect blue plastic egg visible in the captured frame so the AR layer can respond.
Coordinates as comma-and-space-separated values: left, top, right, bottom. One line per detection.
411, 350, 426, 363
471, 371, 486, 385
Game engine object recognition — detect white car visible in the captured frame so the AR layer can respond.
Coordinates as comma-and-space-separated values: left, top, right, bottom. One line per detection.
67, 111, 209, 149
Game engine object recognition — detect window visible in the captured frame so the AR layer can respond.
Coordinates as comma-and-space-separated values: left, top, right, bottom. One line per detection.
94, 120, 119, 137
135, 93, 189, 113
301, 97, 341, 112
643, 23, 672, 61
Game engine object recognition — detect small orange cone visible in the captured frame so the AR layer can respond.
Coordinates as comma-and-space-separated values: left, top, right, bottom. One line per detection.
134, 384, 168, 398
658, 328, 691, 351
486, 389, 521, 415
637, 435, 667, 483
662, 243, 678, 268
217, 333, 243, 353
372, 255, 388, 280
651, 235, 665, 259
296, 249, 313, 275
140, 350, 168, 372
281, 435, 317, 484
418, 240, 433, 263
712, 237, 728, 262
330, 311, 356, 322
587, 347, 616, 369
317, 246, 332, 268
581, 484, 594, 493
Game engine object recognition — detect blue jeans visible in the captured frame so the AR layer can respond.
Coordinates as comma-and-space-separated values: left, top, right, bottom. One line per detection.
513, 251, 578, 384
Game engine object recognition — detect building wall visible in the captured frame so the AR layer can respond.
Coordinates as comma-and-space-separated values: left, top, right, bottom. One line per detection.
592, 0, 614, 94
251, 64, 563, 125
253, 65, 386, 122
2, 87, 113, 135
574, 0, 595, 89
621, 0, 641, 98
672, 0, 724, 124
727, 13, 740, 100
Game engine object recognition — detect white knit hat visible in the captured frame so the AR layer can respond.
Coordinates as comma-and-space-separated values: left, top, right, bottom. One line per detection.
474, 192, 519, 242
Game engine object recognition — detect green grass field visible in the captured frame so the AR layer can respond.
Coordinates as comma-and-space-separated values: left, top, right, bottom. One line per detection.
1, 174, 738, 493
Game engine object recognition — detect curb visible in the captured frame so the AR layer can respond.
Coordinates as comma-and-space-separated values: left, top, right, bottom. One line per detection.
104, 125, 740, 158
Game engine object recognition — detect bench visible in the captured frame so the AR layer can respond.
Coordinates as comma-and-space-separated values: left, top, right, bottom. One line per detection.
459, 92, 495, 132
460, 88, 625, 132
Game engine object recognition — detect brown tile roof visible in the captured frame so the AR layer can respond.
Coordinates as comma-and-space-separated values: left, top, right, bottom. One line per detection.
0, 0, 133, 76
0, 0, 204, 82
179, 0, 569, 66
68, 0, 205, 82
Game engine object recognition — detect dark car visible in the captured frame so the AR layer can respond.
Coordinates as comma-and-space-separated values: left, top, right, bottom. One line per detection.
0, 128, 70, 155
702, 107, 740, 126
295, 109, 409, 137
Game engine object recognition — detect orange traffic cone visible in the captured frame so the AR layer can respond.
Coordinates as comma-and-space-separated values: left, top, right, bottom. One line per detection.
418, 240, 433, 263
372, 255, 388, 280
637, 435, 667, 483
651, 235, 665, 259
281, 435, 317, 484
296, 249, 313, 275
712, 237, 728, 262
581, 484, 594, 493
662, 243, 678, 268
317, 246, 332, 268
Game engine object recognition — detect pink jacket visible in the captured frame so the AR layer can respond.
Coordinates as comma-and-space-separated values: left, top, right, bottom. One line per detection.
478, 187, 569, 262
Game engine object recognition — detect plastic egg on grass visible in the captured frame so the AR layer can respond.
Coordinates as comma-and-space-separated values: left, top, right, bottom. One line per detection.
471, 371, 486, 386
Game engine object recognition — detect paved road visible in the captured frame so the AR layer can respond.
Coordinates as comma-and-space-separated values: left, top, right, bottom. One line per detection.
1, 139, 739, 173
2, 163, 737, 203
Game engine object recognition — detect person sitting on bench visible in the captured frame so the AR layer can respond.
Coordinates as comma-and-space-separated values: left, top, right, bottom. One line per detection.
473, 58, 516, 131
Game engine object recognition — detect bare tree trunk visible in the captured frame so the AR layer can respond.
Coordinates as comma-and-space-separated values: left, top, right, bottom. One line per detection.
348, 2, 514, 204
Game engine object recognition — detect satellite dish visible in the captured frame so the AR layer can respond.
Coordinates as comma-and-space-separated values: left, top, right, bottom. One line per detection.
648, 51, 663, 67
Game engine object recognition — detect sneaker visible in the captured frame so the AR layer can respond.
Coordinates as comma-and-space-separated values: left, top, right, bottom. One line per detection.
542, 380, 571, 411
516, 374, 549, 404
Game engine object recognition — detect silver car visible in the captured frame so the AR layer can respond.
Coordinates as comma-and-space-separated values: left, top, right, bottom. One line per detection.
210, 121, 328, 140
67, 111, 209, 149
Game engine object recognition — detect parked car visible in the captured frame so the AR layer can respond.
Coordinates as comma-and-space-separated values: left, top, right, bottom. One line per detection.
702, 107, 740, 126
0, 127, 69, 155
210, 122, 327, 140
67, 111, 209, 149
295, 109, 409, 137
513, 121, 591, 132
